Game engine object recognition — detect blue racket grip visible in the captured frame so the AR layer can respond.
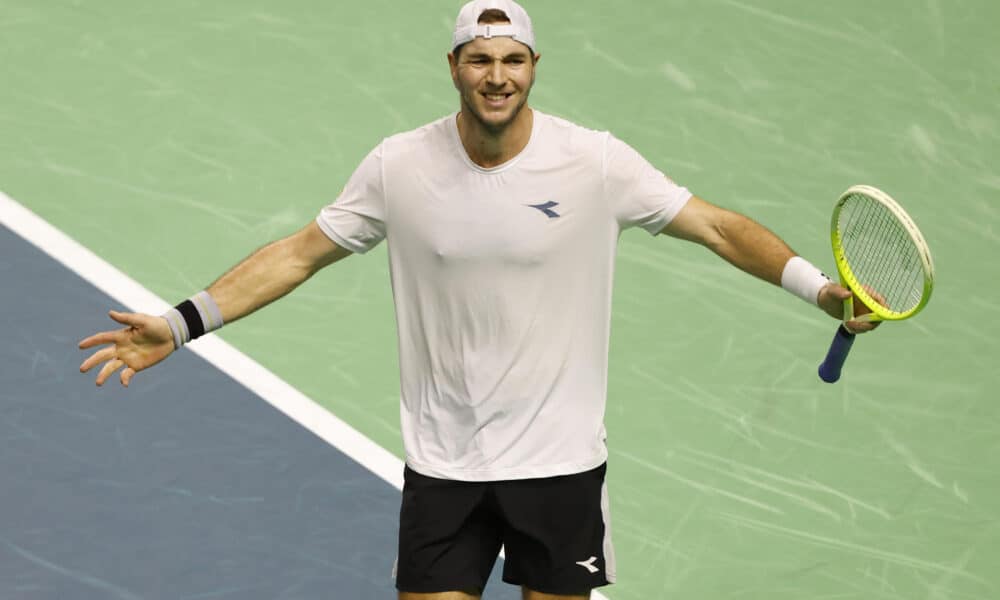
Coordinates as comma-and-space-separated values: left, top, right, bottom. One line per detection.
818, 325, 856, 383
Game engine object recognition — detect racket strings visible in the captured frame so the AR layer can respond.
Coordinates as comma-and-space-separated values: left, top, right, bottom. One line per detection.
842, 195, 922, 311
839, 193, 924, 313
858, 200, 921, 310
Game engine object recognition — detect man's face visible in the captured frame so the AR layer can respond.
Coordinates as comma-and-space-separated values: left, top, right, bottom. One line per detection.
449, 35, 538, 134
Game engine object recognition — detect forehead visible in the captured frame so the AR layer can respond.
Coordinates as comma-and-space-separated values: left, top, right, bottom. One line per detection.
460, 35, 533, 58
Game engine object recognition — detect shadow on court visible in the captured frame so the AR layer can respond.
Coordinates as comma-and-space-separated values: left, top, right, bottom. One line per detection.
0, 224, 520, 599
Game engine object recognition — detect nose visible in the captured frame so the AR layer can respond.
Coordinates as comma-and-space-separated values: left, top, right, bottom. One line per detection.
486, 59, 504, 86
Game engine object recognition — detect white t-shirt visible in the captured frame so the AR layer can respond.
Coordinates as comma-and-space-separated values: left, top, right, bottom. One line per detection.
317, 110, 691, 481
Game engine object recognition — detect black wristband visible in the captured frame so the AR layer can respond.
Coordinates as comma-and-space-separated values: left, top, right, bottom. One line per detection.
175, 299, 206, 340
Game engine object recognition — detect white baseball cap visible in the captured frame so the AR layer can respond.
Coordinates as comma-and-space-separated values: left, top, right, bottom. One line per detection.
451, 0, 537, 54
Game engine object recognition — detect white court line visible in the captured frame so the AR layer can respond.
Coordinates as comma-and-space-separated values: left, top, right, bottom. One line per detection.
0, 190, 405, 490
0, 191, 612, 600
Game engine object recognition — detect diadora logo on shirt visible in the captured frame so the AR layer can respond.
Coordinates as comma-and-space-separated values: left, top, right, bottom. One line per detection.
526, 201, 560, 218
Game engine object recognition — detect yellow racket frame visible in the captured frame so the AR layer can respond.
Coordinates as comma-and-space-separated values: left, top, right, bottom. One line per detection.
831, 185, 935, 322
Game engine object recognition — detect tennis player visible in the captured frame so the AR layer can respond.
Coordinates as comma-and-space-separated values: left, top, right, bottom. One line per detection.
79, 1, 879, 598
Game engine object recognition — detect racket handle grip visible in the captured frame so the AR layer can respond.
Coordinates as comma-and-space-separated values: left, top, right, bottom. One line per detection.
818, 325, 856, 383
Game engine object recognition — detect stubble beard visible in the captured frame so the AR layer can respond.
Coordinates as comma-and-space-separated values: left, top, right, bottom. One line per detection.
460, 85, 532, 137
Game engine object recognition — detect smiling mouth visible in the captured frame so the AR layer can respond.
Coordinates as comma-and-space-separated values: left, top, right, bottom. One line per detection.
482, 92, 513, 103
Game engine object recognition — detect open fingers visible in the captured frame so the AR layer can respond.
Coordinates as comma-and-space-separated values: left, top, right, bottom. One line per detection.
78, 330, 121, 349
80, 346, 117, 373
95, 359, 125, 386
80, 310, 142, 349
109, 310, 144, 328
120, 367, 137, 387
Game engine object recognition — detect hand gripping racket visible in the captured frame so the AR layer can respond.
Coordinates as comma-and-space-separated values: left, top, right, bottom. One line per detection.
818, 185, 935, 383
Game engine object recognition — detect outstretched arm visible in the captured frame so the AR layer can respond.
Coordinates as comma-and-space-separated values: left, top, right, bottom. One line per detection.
660, 195, 878, 330
79, 221, 350, 386
204, 220, 350, 323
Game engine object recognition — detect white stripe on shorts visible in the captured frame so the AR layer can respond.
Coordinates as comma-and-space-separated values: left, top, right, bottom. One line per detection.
601, 480, 617, 582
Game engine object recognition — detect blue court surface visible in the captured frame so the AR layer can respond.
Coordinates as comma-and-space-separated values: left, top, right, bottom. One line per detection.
0, 222, 520, 599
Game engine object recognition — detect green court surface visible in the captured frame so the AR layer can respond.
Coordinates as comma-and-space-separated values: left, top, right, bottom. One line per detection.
4, 1, 998, 598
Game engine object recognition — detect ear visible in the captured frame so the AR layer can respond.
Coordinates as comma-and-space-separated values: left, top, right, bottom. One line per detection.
447, 51, 460, 90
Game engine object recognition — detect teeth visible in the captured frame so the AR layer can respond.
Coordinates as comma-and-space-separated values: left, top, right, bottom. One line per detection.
485, 94, 507, 100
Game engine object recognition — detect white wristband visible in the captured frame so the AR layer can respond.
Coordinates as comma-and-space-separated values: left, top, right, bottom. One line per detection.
781, 256, 832, 306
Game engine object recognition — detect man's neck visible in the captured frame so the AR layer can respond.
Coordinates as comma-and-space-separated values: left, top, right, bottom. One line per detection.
456, 107, 534, 169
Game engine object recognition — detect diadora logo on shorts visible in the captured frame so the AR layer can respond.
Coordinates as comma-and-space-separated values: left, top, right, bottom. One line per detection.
575, 556, 599, 574
526, 201, 560, 218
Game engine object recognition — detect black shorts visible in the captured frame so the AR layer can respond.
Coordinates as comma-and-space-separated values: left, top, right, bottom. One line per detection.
394, 463, 615, 596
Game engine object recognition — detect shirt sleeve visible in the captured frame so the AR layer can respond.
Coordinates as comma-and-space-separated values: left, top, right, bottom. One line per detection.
315, 142, 387, 254
603, 133, 692, 235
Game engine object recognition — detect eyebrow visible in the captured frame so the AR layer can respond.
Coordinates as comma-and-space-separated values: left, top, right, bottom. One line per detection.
463, 50, 530, 61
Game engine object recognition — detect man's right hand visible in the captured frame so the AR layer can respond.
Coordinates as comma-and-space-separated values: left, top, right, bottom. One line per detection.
78, 310, 176, 387
817, 282, 886, 335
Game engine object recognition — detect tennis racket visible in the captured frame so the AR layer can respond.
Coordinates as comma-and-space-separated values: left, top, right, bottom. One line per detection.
817, 185, 935, 383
